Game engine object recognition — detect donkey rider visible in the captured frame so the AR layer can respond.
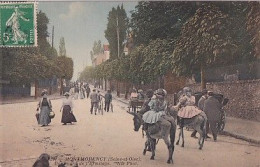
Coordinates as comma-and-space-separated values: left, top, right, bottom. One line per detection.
142, 89, 175, 133
176, 87, 207, 125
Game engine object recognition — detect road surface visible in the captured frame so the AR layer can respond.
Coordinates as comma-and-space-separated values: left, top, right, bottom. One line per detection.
0, 97, 259, 167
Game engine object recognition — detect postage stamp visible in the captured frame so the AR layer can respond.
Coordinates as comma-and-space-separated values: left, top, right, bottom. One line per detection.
0, 2, 37, 47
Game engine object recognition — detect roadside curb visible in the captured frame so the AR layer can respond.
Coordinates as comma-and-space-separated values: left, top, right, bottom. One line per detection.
0, 96, 63, 105
220, 131, 260, 145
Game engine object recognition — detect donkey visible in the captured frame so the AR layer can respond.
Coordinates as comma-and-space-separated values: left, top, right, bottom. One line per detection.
131, 112, 176, 164
169, 106, 206, 150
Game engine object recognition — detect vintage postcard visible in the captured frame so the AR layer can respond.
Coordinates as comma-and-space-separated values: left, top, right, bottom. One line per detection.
0, 0, 259, 167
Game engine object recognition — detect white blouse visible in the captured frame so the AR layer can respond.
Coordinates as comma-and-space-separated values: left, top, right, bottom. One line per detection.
62, 98, 73, 109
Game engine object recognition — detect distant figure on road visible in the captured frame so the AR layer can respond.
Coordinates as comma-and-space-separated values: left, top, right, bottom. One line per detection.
130, 88, 138, 113
85, 85, 91, 98
37, 90, 52, 127
90, 89, 99, 115
74, 86, 79, 99
60, 92, 77, 125
137, 89, 145, 100
79, 86, 85, 99
104, 90, 112, 112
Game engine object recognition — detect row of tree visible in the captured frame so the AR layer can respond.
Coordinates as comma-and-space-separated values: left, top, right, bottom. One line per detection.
1, 11, 73, 87
80, 2, 259, 90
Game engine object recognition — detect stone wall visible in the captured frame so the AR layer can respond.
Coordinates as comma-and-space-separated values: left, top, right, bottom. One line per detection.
186, 80, 260, 121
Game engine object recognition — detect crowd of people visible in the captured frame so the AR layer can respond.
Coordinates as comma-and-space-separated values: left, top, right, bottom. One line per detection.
36, 82, 113, 126
36, 83, 225, 141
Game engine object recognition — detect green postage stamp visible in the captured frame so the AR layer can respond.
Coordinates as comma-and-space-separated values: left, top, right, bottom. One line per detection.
0, 2, 37, 47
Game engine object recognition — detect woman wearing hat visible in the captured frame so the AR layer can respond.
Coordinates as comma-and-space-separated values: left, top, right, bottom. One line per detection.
36, 90, 52, 127
176, 87, 202, 119
60, 92, 77, 125
142, 88, 168, 124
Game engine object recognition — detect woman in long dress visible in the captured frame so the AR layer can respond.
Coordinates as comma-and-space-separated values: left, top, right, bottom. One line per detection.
142, 89, 167, 124
177, 87, 202, 118
60, 92, 77, 125
37, 90, 52, 127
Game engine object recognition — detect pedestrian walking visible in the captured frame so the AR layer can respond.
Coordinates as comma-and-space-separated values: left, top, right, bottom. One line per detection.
79, 86, 85, 99
97, 90, 103, 114
60, 92, 77, 125
86, 85, 90, 98
74, 86, 79, 99
104, 90, 112, 112
36, 90, 52, 127
130, 88, 138, 113
191, 89, 211, 138
203, 91, 222, 141
90, 89, 99, 115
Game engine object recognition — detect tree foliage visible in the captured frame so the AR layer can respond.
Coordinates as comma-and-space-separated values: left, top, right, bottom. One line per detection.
59, 37, 66, 57
37, 11, 58, 59
105, 5, 128, 60
81, 2, 256, 89
1, 11, 73, 85
172, 3, 238, 76
130, 1, 197, 46
246, 1, 260, 59
90, 40, 103, 61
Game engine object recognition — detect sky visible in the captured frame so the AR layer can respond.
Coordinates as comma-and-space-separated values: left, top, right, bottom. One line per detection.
38, 1, 137, 80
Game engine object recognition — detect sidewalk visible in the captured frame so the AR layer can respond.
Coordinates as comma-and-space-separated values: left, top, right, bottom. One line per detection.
96, 86, 260, 145
0, 93, 63, 105
221, 117, 260, 145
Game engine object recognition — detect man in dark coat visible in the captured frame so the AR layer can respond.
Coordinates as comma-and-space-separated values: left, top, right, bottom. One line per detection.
104, 90, 112, 112
191, 89, 210, 138
203, 91, 222, 141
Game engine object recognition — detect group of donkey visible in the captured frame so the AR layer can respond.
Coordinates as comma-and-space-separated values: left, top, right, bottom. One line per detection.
130, 105, 206, 164
130, 91, 226, 164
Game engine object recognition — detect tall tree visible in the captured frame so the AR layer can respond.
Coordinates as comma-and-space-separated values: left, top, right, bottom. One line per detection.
171, 3, 238, 89
246, 1, 260, 59
130, 1, 197, 46
37, 11, 58, 59
105, 5, 128, 60
59, 37, 66, 57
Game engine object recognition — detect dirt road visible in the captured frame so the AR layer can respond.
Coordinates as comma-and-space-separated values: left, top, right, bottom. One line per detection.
0, 97, 259, 167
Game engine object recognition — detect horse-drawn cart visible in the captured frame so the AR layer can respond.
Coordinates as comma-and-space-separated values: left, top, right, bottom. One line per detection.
128, 99, 144, 113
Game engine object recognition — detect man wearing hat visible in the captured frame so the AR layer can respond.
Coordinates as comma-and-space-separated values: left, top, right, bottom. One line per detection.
191, 89, 210, 138
90, 89, 99, 115
203, 91, 222, 141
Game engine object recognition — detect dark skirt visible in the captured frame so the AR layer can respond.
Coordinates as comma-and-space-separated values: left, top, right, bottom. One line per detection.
61, 105, 77, 123
39, 106, 51, 125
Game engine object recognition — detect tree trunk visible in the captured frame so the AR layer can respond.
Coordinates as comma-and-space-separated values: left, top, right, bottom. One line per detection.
34, 80, 38, 99
105, 79, 107, 91
60, 78, 63, 95
124, 82, 128, 99
201, 64, 206, 89
117, 80, 120, 97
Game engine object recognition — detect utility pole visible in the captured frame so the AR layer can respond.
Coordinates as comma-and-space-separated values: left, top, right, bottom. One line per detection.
52, 26, 54, 48
116, 16, 120, 58
116, 16, 120, 97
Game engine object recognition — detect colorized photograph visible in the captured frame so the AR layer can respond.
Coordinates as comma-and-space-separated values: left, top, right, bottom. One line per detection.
0, 0, 259, 167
